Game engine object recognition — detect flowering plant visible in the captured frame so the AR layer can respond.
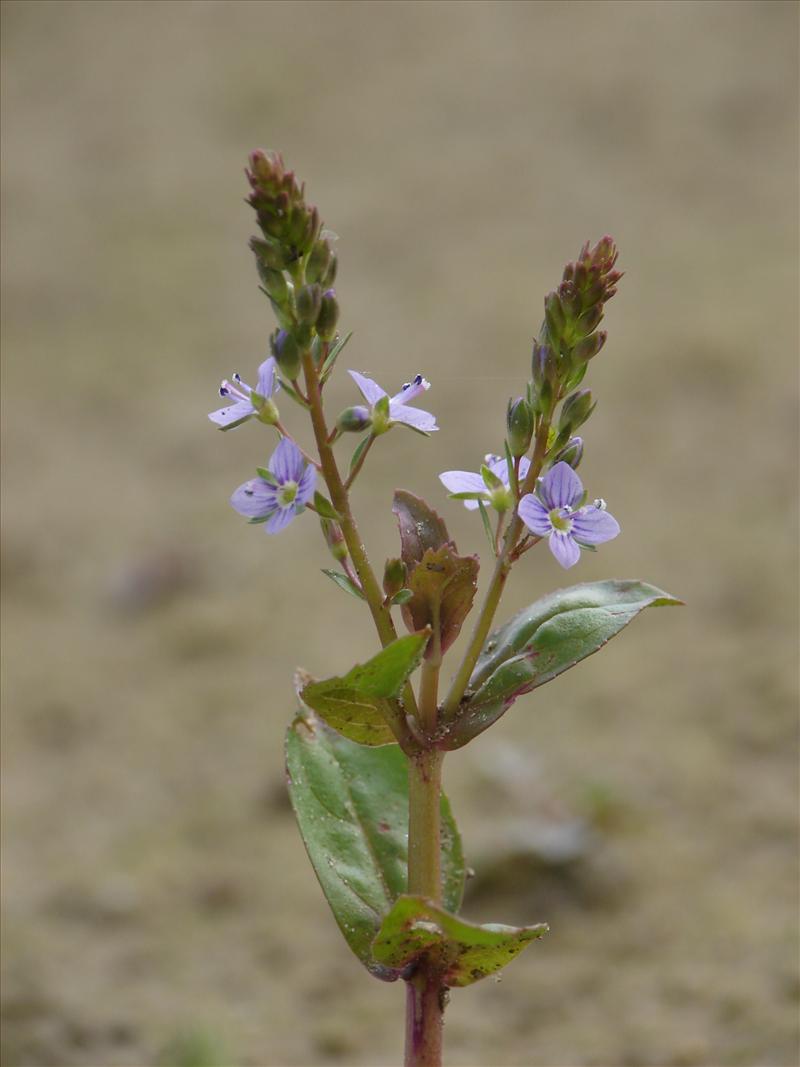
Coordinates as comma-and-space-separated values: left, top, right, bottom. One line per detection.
209, 151, 680, 1066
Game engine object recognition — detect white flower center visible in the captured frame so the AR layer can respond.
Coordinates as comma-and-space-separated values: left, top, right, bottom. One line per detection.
279, 481, 298, 507
549, 506, 574, 532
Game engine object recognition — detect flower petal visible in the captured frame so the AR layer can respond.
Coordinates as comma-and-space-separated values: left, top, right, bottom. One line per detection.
265, 506, 297, 534
348, 370, 388, 407
540, 462, 584, 509
208, 399, 254, 429
269, 437, 305, 483
230, 479, 278, 519
549, 530, 581, 569
517, 494, 553, 536
389, 403, 438, 432
296, 463, 317, 507
517, 456, 531, 481
571, 506, 621, 545
256, 357, 279, 399
439, 470, 487, 496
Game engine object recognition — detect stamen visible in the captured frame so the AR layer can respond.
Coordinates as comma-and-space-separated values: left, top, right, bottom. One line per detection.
219, 386, 229, 397
593, 498, 607, 510
233, 372, 242, 382
402, 381, 411, 390
413, 373, 423, 385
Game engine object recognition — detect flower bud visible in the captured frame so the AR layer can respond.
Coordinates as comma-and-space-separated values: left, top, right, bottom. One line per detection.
249, 236, 287, 271
320, 254, 338, 289
506, 396, 534, 457
271, 328, 301, 380
306, 238, 332, 285
558, 389, 595, 436
321, 518, 348, 562
296, 283, 322, 325
544, 291, 566, 352
336, 405, 372, 433
383, 557, 406, 599
316, 288, 340, 341
572, 330, 607, 362
258, 266, 290, 306
552, 435, 583, 469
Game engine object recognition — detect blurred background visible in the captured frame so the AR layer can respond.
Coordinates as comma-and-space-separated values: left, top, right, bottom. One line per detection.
1, 2, 797, 1065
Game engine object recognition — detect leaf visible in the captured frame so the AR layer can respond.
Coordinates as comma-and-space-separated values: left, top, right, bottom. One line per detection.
321, 568, 365, 601
300, 632, 430, 745
313, 491, 342, 520
256, 466, 278, 486
401, 545, 480, 656
392, 490, 450, 569
448, 580, 682, 747
320, 330, 353, 382
286, 713, 465, 980
390, 588, 414, 606
349, 435, 372, 477
372, 896, 547, 987
477, 501, 494, 552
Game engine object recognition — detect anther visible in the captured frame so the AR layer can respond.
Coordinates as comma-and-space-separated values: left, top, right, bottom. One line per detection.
593, 498, 607, 510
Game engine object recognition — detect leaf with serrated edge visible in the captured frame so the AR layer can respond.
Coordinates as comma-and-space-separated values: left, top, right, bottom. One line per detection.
286, 715, 465, 979
392, 490, 450, 568
301, 632, 429, 745
372, 895, 547, 987
447, 580, 682, 748
401, 545, 479, 655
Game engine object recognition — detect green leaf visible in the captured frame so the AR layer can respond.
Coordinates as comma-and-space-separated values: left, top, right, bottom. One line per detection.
449, 580, 682, 747
321, 568, 365, 601
348, 434, 372, 477
277, 377, 310, 409
313, 491, 342, 520
477, 501, 495, 552
392, 491, 450, 569
286, 714, 465, 979
321, 331, 353, 381
390, 588, 414, 606
480, 463, 504, 491
372, 896, 547, 987
401, 545, 479, 656
300, 631, 430, 745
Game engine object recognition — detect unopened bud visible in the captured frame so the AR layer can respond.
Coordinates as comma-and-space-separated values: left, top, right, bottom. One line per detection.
531, 340, 557, 387
336, 406, 372, 433
316, 288, 340, 341
250, 236, 287, 271
296, 283, 322, 325
271, 329, 301, 380
258, 266, 289, 305
383, 557, 406, 599
558, 390, 595, 436
553, 435, 584, 469
321, 518, 347, 562
506, 396, 534, 457
577, 305, 603, 337
544, 291, 566, 351
572, 330, 607, 362
306, 239, 332, 285
320, 254, 338, 289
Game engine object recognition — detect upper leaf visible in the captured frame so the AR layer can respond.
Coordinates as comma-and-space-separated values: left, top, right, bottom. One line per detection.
392, 491, 450, 569
372, 895, 547, 987
401, 545, 480, 656
286, 714, 465, 980
300, 631, 430, 745
447, 580, 681, 747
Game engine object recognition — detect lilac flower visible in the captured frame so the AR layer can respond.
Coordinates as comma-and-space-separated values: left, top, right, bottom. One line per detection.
230, 438, 316, 534
517, 461, 620, 569
440, 454, 531, 512
209, 357, 279, 430
347, 370, 438, 434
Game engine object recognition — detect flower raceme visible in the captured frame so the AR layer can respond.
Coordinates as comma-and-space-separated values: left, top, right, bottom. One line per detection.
440, 454, 531, 512
209, 357, 279, 430
518, 462, 620, 569
347, 371, 438, 434
230, 438, 316, 534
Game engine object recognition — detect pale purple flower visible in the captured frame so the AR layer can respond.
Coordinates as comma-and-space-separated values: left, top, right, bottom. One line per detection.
347, 370, 438, 434
209, 357, 279, 430
440, 454, 531, 511
230, 438, 316, 534
517, 461, 620, 569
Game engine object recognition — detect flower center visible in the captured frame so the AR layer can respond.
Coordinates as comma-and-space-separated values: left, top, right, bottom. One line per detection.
278, 480, 298, 507
549, 506, 573, 532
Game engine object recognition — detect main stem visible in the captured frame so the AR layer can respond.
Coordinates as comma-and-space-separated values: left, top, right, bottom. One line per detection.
405, 658, 445, 1067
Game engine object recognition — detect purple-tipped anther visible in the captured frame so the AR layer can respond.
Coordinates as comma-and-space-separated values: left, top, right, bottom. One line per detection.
209, 357, 279, 430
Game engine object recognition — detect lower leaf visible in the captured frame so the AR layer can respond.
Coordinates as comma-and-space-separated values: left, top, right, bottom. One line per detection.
372, 895, 548, 987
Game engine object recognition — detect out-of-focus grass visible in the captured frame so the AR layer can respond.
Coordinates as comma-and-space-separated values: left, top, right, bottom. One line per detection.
1, 2, 797, 1064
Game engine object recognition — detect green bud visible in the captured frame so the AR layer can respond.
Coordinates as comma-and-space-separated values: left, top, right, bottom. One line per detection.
271, 329, 301, 380
321, 518, 348, 562
506, 396, 534, 457
572, 330, 607, 362
336, 406, 372, 433
558, 389, 595, 436
544, 291, 566, 352
258, 266, 289, 305
296, 283, 322, 325
316, 288, 340, 341
306, 239, 332, 285
250, 236, 287, 271
320, 253, 338, 289
383, 557, 406, 599
552, 436, 584, 469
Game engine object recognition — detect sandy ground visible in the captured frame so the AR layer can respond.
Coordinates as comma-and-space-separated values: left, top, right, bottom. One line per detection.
1, 2, 798, 1065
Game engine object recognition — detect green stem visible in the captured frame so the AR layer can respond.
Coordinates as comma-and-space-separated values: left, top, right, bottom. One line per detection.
440, 418, 552, 720
301, 351, 421, 734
